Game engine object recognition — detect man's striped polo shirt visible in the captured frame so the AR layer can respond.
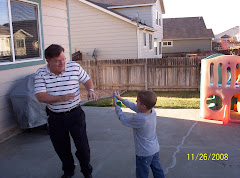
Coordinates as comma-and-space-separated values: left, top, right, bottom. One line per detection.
34, 61, 90, 112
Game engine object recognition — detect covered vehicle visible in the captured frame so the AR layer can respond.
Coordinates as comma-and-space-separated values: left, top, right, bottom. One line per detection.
9, 73, 47, 129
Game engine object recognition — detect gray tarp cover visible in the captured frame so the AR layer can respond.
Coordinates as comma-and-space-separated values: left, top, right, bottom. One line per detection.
9, 73, 47, 129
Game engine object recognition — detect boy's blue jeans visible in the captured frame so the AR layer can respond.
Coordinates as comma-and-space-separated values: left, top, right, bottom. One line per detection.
136, 152, 165, 178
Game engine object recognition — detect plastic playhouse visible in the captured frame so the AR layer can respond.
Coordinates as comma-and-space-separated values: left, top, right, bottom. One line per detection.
200, 54, 240, 124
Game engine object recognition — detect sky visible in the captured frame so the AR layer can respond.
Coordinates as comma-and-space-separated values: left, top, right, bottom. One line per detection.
162, 0, 240, 35
0, 1, 9, 25
0, 1, 36, 25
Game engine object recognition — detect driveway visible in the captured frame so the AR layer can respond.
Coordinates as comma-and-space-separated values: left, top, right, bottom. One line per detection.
0, 107, 240, 178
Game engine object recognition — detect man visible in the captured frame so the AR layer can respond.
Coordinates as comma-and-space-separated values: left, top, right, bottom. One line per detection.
35, 44, 97, 178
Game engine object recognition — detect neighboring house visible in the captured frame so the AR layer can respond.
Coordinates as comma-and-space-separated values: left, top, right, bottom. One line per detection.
69, 0, 165, 60
0, 0, 71, 140
0, 25, 11, 57
214, 26, 240, 51
13, 29, 33, 56
218, 34, 231, 50
162, 17, 214, 54
215, 26, 240, 42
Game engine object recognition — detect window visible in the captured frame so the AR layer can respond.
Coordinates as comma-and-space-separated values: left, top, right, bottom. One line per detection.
143, 33, 146, 46
156, 11, 161, 26
0, 0, 42, 64
156, 11, 158, 25
163, 41, 173, 47
149, 34, 153, 50
159, 42, 161, 54
16, 39, 24, 48
158, 12, 161, 26
154, 38, 157, 55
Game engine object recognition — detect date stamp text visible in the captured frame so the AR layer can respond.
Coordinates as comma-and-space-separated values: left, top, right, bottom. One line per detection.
187, 153, 228, 161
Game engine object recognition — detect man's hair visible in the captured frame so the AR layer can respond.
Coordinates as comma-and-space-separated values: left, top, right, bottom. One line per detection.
137, 90, 157, 110
45, 44, 64, 59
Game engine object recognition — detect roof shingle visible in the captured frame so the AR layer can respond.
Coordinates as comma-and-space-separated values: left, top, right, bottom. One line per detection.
0, 25, 10, 35
163, 17, 214, 40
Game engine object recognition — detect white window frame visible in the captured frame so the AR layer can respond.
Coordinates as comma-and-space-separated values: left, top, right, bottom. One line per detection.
0, 0, 43, 66
163, 41, 173, 47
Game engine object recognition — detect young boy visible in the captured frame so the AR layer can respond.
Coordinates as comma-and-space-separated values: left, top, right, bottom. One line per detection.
113, 90, 165, 178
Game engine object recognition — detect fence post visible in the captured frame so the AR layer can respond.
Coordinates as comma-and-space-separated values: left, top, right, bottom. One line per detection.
197, 59, 201, 91
145, 58, 148, 90
96, 60, 101, 89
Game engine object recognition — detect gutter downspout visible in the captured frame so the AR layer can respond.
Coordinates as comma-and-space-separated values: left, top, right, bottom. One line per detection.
137, 28, 140, 58
67, 0, 72, 60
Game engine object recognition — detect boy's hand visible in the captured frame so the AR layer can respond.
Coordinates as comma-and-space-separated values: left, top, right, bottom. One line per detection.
113, 92, 117, 107
113, 100, 117, 107
114, 91, 123, 101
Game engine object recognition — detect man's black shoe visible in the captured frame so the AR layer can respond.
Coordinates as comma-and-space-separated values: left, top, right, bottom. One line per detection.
61, 173, 74, 178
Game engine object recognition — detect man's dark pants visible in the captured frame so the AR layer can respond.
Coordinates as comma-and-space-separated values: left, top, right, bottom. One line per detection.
48, 106, 92, 177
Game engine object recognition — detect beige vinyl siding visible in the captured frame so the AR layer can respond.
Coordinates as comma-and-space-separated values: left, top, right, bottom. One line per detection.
162, 39, 212, 53
69, 0, 138, 60
153, 0, 163, 30
113, 6, 152, 27
151, 0, 163, 58
0, 0, 70, 137
139, 30, 155, 58
41, 0, 70, 60
137, 0, 163, 58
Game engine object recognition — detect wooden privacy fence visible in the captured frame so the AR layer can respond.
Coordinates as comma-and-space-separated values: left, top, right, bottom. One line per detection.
78, 57, 203, 91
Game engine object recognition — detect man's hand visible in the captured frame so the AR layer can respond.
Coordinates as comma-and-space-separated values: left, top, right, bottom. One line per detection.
88, 91, 98, 101
61, 93, 75, 102
36, 92, 76, 104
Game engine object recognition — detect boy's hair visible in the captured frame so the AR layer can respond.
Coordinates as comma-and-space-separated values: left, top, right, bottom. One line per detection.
137, 90, 157, 110
45, 44, 64, 59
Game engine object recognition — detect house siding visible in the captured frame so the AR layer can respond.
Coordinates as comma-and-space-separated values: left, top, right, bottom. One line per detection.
110, 0, 163, 58
151, 0, 163, 58
138, 30, 155, 58
139, 0, 163, 58
162, 39, 212, 53
41, 0, 70, 60
0, 0, 70, 137
69, 0, 138, 60
113, 6, 152, 27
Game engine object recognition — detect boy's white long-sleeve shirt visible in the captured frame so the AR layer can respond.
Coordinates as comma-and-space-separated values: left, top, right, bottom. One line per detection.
115, 99, 159, 156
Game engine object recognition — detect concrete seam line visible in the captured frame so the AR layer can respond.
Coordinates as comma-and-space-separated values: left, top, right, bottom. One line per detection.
164, 121, 198, 175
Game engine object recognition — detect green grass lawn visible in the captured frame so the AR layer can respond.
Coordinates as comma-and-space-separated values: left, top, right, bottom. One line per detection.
83, 91, 200, 109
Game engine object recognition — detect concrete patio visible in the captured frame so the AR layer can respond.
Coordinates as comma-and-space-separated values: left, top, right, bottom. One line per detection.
0, 106, 240, 178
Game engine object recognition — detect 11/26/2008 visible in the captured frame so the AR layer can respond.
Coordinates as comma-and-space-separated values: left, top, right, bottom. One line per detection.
187, 153, 228, 161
